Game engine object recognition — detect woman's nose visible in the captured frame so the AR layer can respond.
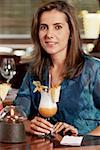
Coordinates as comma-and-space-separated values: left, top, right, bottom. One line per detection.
46, 29, 53, 39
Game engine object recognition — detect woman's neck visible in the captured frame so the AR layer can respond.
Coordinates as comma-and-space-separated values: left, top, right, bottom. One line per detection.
50, 53, 65, 68
49, 53, 66, 87
49, 63, 64, 87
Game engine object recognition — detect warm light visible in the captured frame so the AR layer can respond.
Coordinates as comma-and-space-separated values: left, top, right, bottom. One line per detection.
13, 50, 25, 56
82, 11, 100, 39
10, 107, 15, 117
0, 47, 13, 53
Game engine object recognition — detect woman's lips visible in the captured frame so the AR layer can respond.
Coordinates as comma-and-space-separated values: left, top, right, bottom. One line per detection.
45, 41, 57, 46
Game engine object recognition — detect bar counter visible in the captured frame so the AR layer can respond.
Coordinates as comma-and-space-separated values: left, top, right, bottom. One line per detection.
0, 133, 100, 150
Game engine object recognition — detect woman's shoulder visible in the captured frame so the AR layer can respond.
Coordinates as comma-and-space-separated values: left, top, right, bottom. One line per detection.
84, 54, 100, 69
22, 69, 39, 84
80, 54, 100, 83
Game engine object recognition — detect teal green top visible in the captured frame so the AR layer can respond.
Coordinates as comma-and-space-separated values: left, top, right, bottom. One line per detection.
14, 55, 100, 135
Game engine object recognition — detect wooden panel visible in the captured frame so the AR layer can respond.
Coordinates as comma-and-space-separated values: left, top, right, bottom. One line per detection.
0, 0, 99, 35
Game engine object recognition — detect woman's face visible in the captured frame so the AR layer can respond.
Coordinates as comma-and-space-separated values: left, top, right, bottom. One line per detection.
39, 9, 70, 57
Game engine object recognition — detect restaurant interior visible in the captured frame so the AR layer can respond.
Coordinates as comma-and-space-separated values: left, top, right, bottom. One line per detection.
0, 0, 100, 149
0, 0, 100, 88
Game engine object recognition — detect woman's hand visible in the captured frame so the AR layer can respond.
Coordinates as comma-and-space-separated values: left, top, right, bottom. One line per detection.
53, 122, 78, 136
89, 126, 100, 136
30, 116, 53, 136
23, 119, 34, 134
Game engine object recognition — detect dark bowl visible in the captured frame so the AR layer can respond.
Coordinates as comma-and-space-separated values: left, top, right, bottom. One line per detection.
0, 121, 26, 143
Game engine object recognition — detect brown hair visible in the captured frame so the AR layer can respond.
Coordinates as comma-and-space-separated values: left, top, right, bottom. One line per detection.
31, 0, 84, 80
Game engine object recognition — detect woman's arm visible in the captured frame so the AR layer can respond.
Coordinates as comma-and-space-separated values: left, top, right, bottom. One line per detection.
92, 64, 100, 136
13, 72, 54, 136
13, 71, 34, 116
89, 126, 100, 136
93, 64, 100, 109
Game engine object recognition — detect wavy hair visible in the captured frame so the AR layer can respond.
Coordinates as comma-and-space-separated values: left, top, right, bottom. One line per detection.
31, 0, 84, 80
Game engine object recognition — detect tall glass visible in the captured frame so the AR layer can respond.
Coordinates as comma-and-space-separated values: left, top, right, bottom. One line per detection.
38, 90, 57, 138
39, 91, 57, 118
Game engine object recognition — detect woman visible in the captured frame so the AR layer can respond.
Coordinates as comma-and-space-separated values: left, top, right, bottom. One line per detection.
14, 0, 100, 136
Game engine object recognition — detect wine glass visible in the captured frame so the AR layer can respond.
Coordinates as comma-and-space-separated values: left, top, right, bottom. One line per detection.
38, 90, 58, 138
0, 58, 16, 83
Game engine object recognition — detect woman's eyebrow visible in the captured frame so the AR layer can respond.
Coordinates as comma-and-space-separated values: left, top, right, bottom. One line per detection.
53, 23, 63, 25
40, 23, 46, 25
40, 23, 63, 25
39, 23, 48, 28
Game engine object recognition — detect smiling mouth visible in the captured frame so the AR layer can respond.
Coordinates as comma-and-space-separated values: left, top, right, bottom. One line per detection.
45, 41, 57, 45
46, 43, 56, 48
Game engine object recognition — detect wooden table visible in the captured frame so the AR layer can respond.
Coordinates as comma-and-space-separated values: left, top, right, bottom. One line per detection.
0, 133, 100, 150
1, 96, 100, 150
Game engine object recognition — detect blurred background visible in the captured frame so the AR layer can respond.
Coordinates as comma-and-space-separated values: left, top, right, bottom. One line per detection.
0, 0, 100, 90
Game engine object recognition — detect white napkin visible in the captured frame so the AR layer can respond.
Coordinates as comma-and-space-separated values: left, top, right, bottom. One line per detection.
60, 135, 83, 146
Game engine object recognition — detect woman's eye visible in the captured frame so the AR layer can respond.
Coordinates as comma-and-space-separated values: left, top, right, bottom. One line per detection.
39, 25, 47, 30
55, 25, 62, 30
